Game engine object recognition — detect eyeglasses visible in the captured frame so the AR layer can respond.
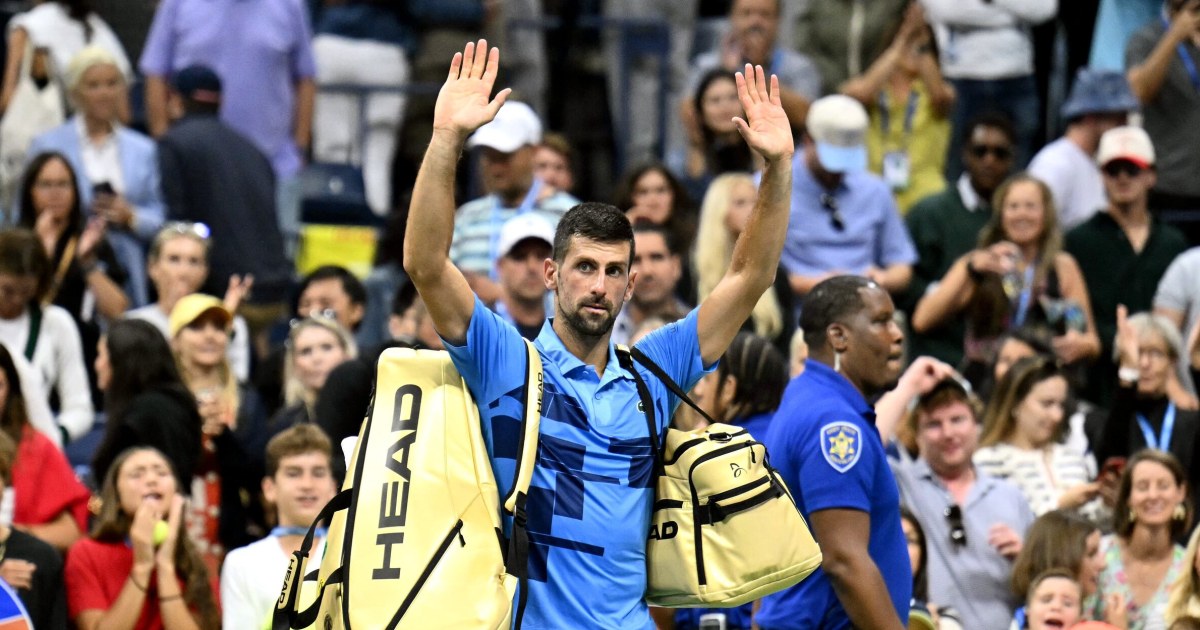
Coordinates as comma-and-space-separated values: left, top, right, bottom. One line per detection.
160, 221, 211, 240
289, 308, 338, 329
968, 145, 1013, 161
944, 504, 967, 547
820, 193, 845, 232
1102, 160, 1145, 178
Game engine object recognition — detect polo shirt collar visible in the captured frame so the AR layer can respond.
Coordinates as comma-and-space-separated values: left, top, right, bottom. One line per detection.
956, 174, 987, 212
534, 318, 633, 384
912, 456, 999, 504
802, 361, 873, 420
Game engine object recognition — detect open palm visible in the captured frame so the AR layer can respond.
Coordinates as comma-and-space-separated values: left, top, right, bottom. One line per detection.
733, 64, 794, 162
433, 40, 511, 139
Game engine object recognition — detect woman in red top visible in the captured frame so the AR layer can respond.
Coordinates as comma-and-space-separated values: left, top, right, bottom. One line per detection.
0, 343, 90, 552
65, 446, 217, 630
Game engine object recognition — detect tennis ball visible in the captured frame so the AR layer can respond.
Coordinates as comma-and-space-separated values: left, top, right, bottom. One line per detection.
153, 521, 170, 546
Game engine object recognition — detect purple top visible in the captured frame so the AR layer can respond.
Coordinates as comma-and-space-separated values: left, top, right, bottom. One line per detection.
139, 0, 316, 178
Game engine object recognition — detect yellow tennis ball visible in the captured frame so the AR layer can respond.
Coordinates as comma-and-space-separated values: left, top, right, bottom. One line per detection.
154, 520, 170, 546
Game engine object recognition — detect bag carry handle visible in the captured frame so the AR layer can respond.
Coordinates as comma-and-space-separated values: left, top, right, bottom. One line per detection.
273, 489, 352, 630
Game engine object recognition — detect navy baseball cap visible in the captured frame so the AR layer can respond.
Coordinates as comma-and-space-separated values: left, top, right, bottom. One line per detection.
172, 65, 222, 104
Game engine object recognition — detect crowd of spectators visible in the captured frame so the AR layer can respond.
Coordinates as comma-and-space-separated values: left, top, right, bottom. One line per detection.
0, 0, 1197, 627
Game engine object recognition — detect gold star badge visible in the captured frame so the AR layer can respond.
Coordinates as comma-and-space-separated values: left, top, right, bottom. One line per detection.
829, 429, 856, 461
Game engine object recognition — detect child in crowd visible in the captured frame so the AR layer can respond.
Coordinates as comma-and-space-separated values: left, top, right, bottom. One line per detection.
65, 446, 218, 629
1025, 569, 1084, 630
220, 424, 337, 628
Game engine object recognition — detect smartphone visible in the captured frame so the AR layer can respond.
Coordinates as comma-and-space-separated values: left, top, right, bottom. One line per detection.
698, 613, 728, 630
1101, 457, 1127, 479
93, 181, 115, 196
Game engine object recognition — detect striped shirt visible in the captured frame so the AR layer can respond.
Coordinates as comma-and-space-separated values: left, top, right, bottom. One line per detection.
973, 442, 1104, 523
448, 186, 578, 276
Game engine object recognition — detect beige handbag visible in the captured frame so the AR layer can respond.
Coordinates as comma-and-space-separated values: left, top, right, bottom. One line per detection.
0, 41, 64, 209
618, 346, 823, 607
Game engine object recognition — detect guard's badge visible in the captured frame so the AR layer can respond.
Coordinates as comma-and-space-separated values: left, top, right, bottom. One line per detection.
820, 421, 861, 473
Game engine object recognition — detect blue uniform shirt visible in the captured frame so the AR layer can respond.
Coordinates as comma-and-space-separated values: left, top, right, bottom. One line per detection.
757, 361, 911, 630
444, 296, 713, 629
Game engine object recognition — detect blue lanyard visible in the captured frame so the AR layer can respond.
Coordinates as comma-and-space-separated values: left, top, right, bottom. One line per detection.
877, 89, 919, 141
1137, 402, 1176, 451
488, 178, 544, 281
1012, 264, 1036, 327
1163, 15, 1200, 92
272, 526, 327, 538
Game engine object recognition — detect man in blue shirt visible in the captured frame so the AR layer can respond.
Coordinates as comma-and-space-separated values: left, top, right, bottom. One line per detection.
759, 275, 910, 630
403, 40, 796, 629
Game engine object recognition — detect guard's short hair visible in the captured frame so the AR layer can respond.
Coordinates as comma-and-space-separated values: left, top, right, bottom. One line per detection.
800, 275, 873, 349
552, 202, 635, 266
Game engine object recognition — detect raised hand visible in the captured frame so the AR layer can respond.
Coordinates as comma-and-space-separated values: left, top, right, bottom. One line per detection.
223, 274, 253, 315
732, 64, 794, 162
432, 39, 512, 141
1115, 305, 1139, 368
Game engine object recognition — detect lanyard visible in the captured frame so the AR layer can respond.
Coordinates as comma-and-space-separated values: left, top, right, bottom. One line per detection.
1012, 264, 1036, 327
488, 178, 544, 281
878, 89, 919, 141
1163, 15, 1200, 92
1137, 402, 1176, 451
272, 526, 327, 538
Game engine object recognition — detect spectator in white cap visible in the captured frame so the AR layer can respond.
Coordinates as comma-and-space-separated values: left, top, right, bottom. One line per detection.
1066, 125, 1189, 406
448, 100, 579, 306
782, 94, 917, 301
1028, 68, 1140, 230
491, 213, 554, 340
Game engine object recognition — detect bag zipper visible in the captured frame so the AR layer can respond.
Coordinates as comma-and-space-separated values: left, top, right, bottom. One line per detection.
686, 442, 754, 586
388, 519, 466, 628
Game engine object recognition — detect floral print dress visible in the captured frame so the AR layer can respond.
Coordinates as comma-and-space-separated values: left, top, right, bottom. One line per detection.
1086, 534, 1186, 630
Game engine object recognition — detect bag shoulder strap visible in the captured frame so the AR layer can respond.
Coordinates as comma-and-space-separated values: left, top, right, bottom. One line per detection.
616, 346, 663, 473
274, 488, 353, 630
504, 339, 542, 630
625, 345, 717, 427
23, 303, 42, 361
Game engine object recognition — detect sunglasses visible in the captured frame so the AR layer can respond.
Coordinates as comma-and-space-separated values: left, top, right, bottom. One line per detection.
161, 221, 211, 240
1102, 160, 1145, 178
968, 145, 1013, 161
945, 504, 967, 547
820, 193, 845, 232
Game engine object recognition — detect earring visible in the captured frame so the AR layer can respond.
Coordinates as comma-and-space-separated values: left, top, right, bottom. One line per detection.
1129, 509, 1137, 523
1174, 503, 1187, 521
833, 352, 842, 373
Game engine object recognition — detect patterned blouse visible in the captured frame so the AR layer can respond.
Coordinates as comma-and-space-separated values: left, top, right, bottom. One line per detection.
973, 442, 1104, 522
1086, 534, 1186, 630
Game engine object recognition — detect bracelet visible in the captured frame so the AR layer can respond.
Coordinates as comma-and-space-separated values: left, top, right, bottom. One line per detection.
129, 574, 147, 593
159, 594, 183, 603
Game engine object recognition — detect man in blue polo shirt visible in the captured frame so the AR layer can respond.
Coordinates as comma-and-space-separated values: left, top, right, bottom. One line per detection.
759, 275, 910, 630
403, 40, 796, 629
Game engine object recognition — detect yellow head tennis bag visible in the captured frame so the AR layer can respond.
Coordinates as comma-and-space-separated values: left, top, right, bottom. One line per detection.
617, 346, 822, 607
275, 342, 543, 629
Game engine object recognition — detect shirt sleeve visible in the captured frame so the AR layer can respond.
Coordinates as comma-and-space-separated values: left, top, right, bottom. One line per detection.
220, 548, 264, 629
288, 0, 317, 80
1153, 252, 1195, 314
876, 194, 919, 267
47, 308, 95, 441
772, 406, 877, 514
64, 542, 108, 619
138, 0, 178, 76
443, 295, 529, 406
633, 306, 716, 415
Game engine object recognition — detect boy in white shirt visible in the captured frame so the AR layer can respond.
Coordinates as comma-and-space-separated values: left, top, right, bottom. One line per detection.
220, 424, 338, 628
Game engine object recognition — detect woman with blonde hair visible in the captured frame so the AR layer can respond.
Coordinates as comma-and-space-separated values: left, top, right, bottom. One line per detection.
693, 172, 792, 350
975, 356, 1103, 521
269, 316, 356, 434
1166, 526, 1200, 624
169, 293, 267, 575
65, 445, 219, 630
913, 173, 1100, 386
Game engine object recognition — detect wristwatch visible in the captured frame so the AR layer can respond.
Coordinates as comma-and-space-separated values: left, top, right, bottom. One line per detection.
1118, 366, 1141, 384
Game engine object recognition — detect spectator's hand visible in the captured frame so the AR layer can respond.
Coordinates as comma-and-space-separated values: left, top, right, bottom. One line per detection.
895, 2, 926, 47
967, 241, 1020, 276
987, 523, 1022, 559
719, 31, 743, 71
1168, 0, 1200, 44
196, 389, 232, 436
93, 192, 134, 229
155, 494, 185, 569
732, 64, 793, 163
224, 274, 254, 315
78, 216, 107, 265
1057, 481, 1101, 510
1104, 592, 1128, 629
1115, 305, 1139, 369
896, 356, 959, 398
1051, 329, 1092, 365
129, 496, 161, 571
0, 559, 36, 591
432, 40, 511, 142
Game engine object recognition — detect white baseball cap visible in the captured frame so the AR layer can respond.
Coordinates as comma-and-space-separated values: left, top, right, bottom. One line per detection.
467, 101, 542, 153
806, 95, 868, 173
497, 214, 554, 259
1096, 125, 1155, 168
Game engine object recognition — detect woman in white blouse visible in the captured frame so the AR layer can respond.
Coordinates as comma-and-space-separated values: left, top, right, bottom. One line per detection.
975, 355, 1104, 521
